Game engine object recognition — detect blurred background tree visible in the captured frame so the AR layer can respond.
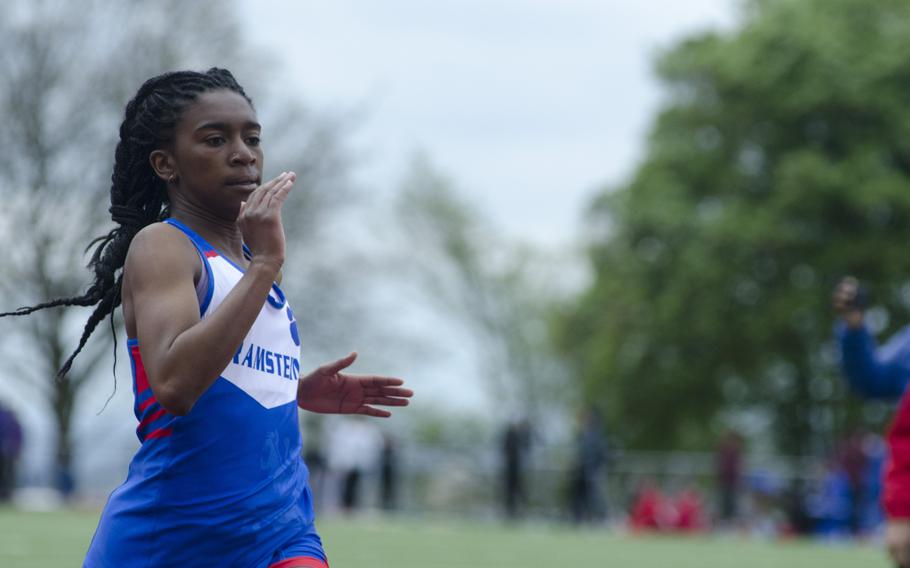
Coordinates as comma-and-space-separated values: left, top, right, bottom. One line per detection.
394, 156, 570, 424
558, 0, 910, 454
0, 0, 353, 494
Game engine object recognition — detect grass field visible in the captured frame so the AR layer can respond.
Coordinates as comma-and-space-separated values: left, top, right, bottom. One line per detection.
0, 507, 891, 567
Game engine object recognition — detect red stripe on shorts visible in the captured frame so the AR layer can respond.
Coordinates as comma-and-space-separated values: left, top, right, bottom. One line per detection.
269, 557, 329, 568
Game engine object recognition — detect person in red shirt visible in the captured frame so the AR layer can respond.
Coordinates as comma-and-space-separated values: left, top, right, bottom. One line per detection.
715, 431, 743, 526
674, 487, 708, 533
629, 482, 671, 532
833, 277, 910, 566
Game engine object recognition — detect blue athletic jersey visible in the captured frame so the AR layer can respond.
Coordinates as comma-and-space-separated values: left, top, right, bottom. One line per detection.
84, 218, 324, 568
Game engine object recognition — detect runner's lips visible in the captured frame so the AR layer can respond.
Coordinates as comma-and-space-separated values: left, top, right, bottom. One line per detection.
225, 177, 260, 190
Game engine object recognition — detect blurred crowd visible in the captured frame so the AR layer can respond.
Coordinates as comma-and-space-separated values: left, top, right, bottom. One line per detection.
496, 417, 887, 542
621, 431, 885, 540
0, 396, 890, 546
0, 394, 890, 546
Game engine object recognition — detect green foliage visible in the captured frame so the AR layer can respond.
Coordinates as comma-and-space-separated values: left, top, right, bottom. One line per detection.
559, 0, 910, 452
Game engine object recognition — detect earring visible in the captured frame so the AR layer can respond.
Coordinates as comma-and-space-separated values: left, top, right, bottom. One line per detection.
168, 174, 177, 183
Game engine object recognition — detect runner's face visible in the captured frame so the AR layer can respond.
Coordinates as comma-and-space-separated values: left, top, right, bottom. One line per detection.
169, 89, 263, 219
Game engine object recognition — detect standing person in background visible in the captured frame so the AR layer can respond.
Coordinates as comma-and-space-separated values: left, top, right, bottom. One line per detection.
379, 433, 399, 512
838, 431, 869, 535
568, 406, 607, 524
302, 416, 328, 513
0, 401, 23, 502
833, 276, 910, 566
328, 416, 382, 514
501, 418, 530, 520
715, 430, 743, 527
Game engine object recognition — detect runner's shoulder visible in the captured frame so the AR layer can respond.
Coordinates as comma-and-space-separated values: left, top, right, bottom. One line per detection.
126, 221, 199, 278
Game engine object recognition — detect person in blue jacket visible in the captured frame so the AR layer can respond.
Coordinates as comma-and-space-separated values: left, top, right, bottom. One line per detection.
834, 277, 910, 399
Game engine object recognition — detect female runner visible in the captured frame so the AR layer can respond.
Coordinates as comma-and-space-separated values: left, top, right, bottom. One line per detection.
2, 67, 412, 567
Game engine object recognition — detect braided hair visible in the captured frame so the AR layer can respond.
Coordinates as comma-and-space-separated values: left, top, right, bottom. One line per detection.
0, 67, 253, 378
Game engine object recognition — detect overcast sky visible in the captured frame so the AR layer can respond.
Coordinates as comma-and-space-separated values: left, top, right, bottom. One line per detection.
239, 0, 737, 248
9, 1, 745, 490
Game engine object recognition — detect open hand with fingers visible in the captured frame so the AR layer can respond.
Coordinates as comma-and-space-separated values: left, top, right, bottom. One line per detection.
297, 352, 413, 417
238, 171, 295, 269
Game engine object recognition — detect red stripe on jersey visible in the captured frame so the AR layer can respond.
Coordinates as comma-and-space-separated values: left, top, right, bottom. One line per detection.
269, 557, 329, 568
138, 408, 167, 433
138, 395, 156, 413
131, 344, 150, 394
144, 427, 173, 440
204, 250, 218, 258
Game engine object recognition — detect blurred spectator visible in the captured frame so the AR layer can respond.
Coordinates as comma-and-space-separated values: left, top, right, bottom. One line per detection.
501, 418, 530, 520
832, 276, 910, 563
629, 482, 669, 531
714, 430, 743, 526
781, 478, 812, 537
327, 417, 381, 514
342, 470, 362, 512
0, 401, 23, 502
303, 426, 327, 512
860, 434, 886, 534
57, 463, 75, 501
379, 433, 399, 511
837, 432, 869, 535
808, 460, 853, 539
568, 406, 608, 524
629, 483, 707, 534
673, 486, 709, 533
746, 469, 783, 538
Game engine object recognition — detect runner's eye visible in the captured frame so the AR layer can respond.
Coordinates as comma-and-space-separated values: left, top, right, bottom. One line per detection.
204, 136, 225, 147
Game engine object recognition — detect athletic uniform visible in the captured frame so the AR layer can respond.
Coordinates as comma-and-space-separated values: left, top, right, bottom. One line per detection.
84, 218, 327, 568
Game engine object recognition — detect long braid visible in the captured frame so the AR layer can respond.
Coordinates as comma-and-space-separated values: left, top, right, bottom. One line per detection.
1, 68, 253, 379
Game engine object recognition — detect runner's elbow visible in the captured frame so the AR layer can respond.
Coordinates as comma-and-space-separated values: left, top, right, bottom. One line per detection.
151, 378, 197, 416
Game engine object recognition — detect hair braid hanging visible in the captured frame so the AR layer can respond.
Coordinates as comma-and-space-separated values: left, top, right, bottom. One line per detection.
0, 68, 252, 382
